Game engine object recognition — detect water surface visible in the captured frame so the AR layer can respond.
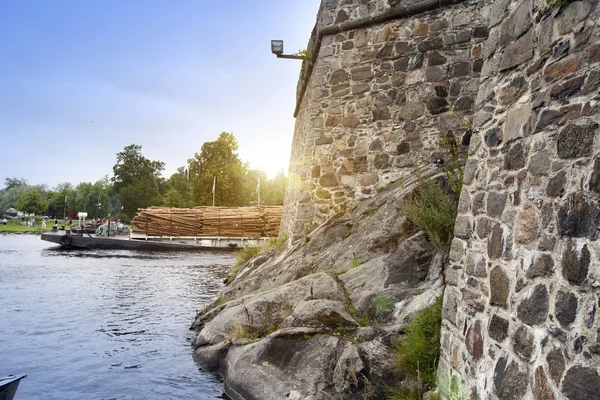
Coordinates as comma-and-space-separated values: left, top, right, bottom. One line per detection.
0, 234, 234, 400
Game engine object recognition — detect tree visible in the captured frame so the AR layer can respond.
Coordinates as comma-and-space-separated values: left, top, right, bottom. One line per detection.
189, 132, 249, 206
162, 167, 193, 208
262, 170, 287, 205
112, 144, 164, 218
3, 177, 28, 191
16, 191, 49, 215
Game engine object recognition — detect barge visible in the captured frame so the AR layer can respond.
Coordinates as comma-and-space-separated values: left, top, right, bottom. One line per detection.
0, 375, 26, 400
41, 228, 267, 251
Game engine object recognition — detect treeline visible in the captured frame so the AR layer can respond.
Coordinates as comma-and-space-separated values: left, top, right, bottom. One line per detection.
1, 132, 287, 222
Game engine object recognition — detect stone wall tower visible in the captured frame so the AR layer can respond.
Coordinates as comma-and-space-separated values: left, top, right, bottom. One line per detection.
280, 0, 487, 241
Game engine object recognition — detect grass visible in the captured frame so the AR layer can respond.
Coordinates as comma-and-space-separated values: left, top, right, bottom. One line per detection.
0, 218, 57, 233
388, 296, 443, 399
398, 178, 459, 251
225, 236, 288, 283
373, 293, 395, 318
227, 324, 260, 341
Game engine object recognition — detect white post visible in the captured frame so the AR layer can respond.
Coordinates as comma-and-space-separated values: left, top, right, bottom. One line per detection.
212, 176, 216, 207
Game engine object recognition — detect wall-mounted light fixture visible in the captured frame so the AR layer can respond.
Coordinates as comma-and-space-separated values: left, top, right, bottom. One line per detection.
270, 40, 304, 60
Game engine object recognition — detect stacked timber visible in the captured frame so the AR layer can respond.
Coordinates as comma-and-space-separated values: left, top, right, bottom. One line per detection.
131, 206, 282, 238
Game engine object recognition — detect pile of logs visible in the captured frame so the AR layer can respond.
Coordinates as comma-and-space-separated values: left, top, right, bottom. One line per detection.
131, 206, 283, 238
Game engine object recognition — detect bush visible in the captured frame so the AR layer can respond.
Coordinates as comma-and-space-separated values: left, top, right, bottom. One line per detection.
388, 296, 443, 399
399, 177, 459, 251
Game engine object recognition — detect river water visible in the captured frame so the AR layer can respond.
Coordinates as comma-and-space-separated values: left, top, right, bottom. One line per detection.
0, 234, 234, 400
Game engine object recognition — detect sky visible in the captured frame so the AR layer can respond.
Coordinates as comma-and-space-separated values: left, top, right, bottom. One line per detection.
0, 0, 321, 189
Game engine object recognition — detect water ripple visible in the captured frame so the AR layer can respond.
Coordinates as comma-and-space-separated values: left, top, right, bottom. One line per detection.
0, 235, 233, 400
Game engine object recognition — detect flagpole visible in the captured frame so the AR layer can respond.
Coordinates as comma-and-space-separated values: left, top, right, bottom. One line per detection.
212, 176, 216, 207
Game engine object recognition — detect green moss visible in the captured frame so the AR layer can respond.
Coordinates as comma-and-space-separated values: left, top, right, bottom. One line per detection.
214, 297, 231, 308
389, 296, 443, 399
546, 0, 572, 6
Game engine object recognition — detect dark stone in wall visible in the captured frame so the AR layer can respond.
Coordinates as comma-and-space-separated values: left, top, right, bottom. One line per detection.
488, 223, 504, 259
426, 98, 449, 115
465, 320, 483, 360
397, 141, 410, 155
487, 192, 507, 218
434, 85, 448, 98
455, 96, 473, 111
546, 349, 565, 384
490, 266, 510, 308
369, 139, 383, 151
527, 253, 554, 279
473, 26, 489, 38
555, 290, 578, 328
408, 53, 424, 70
493, 356, 528, 400
517, 285, 549, 326
550, 75, 585, 100
561, 240, 590, 285
372, 108, 391, 120
532, 366, 553, 400
489, 314, 509, 342
546, 171, 567, 197
505, 142, 527, 170
499, 30, 534, 71
377, 44, 393, 59
485, 127, 502, 147
330, 69, 349, 85
557, 123, 597, 159
589, 157, 600, 194
429, 51, 447, 66
418, 37, 443, 52
557, 193, 599, 239
513, 325, 533, 360
373, 153, 391, 169
562, 366, 600, 400
553, 40, 571, 59
315, 136, 333, 145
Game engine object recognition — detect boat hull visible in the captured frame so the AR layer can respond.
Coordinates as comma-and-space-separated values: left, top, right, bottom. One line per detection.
0, 375, 26, 400
40, 231, 263, 251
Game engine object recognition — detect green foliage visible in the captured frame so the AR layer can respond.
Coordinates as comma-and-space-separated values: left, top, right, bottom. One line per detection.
227, 324, 260, 340
189, 132, 248, 206
398, 178, 459, 251
162, 167, 193, 208
112, 144, 165, 218
373, 293, 395, 317
16, 191, 49, 215
399, 133, 464, 252
546, 0, 572, 6
294, 49, 312, 60
391, 297, 443, 398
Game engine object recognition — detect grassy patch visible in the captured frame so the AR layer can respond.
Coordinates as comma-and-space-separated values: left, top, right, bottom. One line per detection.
388, 296, 443, 399
227, 324, 260, 341
0, 218, 54, 233
226, 236, 288, 283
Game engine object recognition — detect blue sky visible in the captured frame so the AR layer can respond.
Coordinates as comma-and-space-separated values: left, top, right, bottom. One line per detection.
0, 0, 320, 189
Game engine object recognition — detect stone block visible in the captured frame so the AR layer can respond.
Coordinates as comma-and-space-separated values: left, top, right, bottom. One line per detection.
557, 123, 597, 159
526, 253, 554, 279
557, 193, 599, 239
487, 191, 507, 218
504, 142, 527, 171
499, 30, 534, 71
561, 240, 590, 286
532, 366, 553, 400
504, 103, 531, 142
517, 285, 549, 326
543, 53, 582, 83
319, 173, 338, 188
490, 266, 510, 308
465, 320, 483, 360
425, 66, 447, 82
546, 349, 565, 384
489, 314, 509, 342
488, 223, 504, 259
493, 356, 528, 400
562, 366, 600, 400
555, 290, 578, 328
515, 207, 540, 244
513, 325, 533, 360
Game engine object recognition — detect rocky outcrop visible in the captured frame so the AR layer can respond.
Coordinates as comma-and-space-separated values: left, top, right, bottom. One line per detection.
193, 170, 446, 399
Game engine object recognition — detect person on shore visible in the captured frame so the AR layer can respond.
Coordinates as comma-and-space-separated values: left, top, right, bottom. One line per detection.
41, 219, 46, 229
2, 218, 6, 225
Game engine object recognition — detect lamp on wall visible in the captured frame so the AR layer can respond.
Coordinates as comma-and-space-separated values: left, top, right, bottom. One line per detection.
270, 40, 305, 60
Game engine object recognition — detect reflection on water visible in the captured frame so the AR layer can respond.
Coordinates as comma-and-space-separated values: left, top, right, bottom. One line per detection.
0, 234, 234, 400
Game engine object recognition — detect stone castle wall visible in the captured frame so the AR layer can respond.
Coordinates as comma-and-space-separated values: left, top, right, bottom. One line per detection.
281, 0, 486, 241
439, 1, 600, 399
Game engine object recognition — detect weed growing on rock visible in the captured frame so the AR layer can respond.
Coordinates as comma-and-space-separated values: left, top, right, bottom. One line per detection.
388, 296, 443, 399
227, 324, 260, 341
546, 0, 572, 6
399, 133, 464, 253
226, 236, 288, 283
373, 293, 395, 318
214, 297, 231, 308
